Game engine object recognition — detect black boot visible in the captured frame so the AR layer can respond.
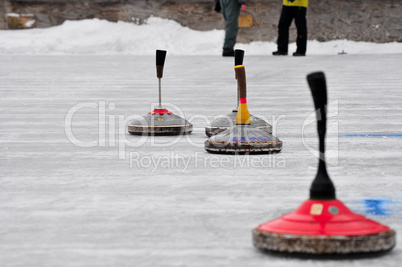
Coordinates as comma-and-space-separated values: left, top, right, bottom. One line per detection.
293, 52, 306, 56
272, 51, 288, 56
222, 49, 235, 57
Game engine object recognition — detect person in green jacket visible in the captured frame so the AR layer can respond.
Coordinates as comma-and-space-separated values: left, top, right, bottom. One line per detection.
273, 0, 308, 56
215, 0, 247, 57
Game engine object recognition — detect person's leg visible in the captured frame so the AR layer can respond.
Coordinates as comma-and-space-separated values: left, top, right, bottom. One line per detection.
294, 6, 307, 55
221, 0, 241, 55
276, 5, 293, 54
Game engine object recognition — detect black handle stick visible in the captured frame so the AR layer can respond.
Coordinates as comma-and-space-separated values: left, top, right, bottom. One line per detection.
307, 72, 336, 200
235, 49, 245, 66
156, 50, 167, 78
234, 50, 245, 111
156, 50, 167, 108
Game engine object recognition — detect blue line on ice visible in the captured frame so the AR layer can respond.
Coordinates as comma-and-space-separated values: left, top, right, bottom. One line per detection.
362, 199, 392, 216
338, 133, 402, 138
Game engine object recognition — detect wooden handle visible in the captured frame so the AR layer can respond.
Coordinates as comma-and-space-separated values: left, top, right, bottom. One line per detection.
235, 65, 246, 99
156, 50, 167, 79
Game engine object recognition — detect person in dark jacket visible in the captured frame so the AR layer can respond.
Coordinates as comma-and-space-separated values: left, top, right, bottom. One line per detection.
273, 0, 308, 56
215, 0, 246, 57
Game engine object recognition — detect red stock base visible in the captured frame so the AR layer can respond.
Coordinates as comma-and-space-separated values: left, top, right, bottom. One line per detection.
148, 109, 172, 115
253, 199, 396, 254
128, 108, 193, 135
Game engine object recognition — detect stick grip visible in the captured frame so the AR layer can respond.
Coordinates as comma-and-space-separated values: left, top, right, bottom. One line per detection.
156, 50, 167, 79
234, 49, 245, 66
307, 72, 327, 117
235, 65, 247, 99
307, 72, 327, 137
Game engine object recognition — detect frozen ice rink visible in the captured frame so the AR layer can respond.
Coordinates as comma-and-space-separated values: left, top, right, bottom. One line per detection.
1, 53, 402, 266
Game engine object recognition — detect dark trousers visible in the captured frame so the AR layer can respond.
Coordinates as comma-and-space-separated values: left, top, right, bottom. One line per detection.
277, 6, 307, 54
221, 0, 241, 52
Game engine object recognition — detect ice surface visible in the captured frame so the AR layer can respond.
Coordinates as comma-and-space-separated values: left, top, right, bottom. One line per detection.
1, 53, 402, 266
1, 17, 402, 267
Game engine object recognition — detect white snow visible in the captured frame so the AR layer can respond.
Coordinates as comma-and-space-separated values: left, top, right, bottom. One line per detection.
0, 17, 401, 55
6, 13, 20, 18
24, 19, 36, 28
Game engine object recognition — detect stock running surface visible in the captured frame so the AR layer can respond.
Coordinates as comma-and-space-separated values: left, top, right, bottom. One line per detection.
1, 54, 402, 266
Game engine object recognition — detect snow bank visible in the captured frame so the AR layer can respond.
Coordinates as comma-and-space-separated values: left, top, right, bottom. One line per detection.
0, 17, 401, 55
